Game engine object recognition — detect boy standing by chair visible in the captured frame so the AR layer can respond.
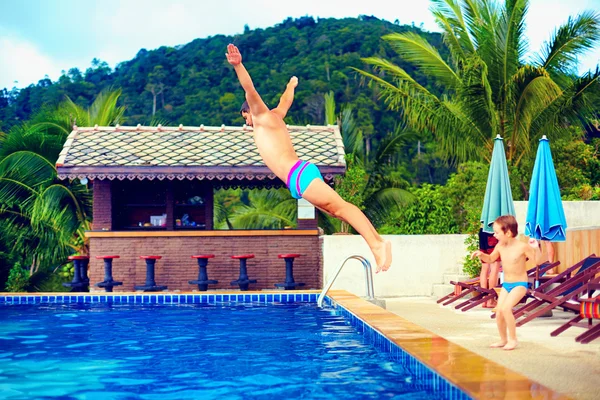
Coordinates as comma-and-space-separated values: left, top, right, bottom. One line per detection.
472, 215, 542, 350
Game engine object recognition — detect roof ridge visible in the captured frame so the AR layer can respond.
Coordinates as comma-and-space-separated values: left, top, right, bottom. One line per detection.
73, 124, 339, 132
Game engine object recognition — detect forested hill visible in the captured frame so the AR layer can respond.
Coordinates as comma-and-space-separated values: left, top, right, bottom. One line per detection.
0, 16, 446, 136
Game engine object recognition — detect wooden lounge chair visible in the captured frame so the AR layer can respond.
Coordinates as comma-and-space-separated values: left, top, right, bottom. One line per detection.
512, 256, 600, 327
438, 261, 559, 311
550, 277, 600, 343
455, 262, 559, 312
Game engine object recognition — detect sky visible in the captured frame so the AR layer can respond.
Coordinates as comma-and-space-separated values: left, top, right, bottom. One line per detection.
1, 0, 599, 90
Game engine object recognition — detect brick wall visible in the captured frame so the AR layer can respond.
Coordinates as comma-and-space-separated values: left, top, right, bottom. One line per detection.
89, 234, 322, 292
92, 180, 112, 230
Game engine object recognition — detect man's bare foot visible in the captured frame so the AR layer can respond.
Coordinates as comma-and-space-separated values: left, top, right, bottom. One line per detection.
288, 76, 298, 88
503, 340, 518, 350
490, 341, 507, 348
373, 240, 392, 273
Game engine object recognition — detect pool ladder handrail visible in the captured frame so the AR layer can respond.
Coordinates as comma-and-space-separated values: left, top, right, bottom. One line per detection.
317, 255, 374, 308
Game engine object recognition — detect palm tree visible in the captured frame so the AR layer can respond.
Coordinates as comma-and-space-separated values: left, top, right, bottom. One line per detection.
229, 188, 297, 229
324, 92, 415, 232
357, 0, 600, 174
0, 88, 124, 278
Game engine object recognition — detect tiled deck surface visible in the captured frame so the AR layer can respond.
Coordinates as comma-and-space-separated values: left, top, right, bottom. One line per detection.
384, 296, 600, 400
328, 291, 571, 400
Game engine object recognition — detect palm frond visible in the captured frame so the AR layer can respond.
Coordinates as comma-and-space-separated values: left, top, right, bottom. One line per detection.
537, 11, 600, 75
339, 107, 364, 158
324, 91, 336, 125
364, 187, 416, 226
382, 32, 461, 87
430, 0, 477, 54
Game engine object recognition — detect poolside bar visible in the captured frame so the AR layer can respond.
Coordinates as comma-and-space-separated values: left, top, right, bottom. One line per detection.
56, 124, 346, 292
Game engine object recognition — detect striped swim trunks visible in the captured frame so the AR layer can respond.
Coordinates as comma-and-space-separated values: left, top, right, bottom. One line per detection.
286, 160, 324, 199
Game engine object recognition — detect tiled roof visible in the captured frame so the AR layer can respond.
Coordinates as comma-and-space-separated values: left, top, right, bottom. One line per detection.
56, 124, 346, 181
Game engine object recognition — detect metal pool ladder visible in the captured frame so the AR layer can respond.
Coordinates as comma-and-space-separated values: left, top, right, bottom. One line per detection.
317, 255, 374, 308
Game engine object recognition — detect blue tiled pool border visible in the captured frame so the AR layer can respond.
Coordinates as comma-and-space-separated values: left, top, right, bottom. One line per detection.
0, 293, 470, 399
0, 293, 317, 305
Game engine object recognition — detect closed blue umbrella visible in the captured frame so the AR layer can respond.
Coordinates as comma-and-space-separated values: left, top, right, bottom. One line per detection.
525, 135, 567, 242
481, 135, 515, 233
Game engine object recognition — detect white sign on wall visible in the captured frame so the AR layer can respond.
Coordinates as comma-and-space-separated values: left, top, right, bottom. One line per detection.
298, 198, 315, 219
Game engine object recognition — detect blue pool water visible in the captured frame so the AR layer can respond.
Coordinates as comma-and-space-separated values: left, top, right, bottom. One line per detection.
0, 302, 449, 399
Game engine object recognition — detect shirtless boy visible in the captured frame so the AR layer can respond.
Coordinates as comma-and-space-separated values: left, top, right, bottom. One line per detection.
471, 215, 542, 350
226, 43, 391, 272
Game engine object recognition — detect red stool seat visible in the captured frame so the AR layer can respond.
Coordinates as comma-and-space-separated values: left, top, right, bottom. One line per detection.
96, 255, 120, 259
192, 255, 215, 259
140, 256, 162, 260
68, 255, 89, 260
231, 254, 255, 259
278, 254, 301, 259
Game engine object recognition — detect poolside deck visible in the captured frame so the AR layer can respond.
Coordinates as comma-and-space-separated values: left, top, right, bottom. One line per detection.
385, 296, 600, 400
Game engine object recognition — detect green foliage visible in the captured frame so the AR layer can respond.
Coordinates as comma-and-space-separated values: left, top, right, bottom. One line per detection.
357, 0, 600, 190
28, 266, 71, 293
442, 162, 490, 233
0, 90, 120, 278
214, 188, 297, 229
0, 17, 443, 144
334, 158, 368, 210
379, 184, 458, 234
5, 262, 29, 292
462, 233, 482, 278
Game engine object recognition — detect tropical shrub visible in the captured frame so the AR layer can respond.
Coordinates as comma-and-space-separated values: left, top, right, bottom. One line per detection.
5, 262, 29, 292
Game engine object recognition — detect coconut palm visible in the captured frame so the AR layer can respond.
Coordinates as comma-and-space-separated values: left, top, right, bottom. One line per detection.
324, 91, 415, 231
356, 0, 600, 172
0, 88, 124, 278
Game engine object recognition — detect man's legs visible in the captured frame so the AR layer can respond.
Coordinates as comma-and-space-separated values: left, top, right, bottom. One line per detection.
301, 178, 391, 272
272, 77, 298, 119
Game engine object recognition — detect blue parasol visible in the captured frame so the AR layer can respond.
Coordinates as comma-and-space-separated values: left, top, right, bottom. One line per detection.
525, 136, 567, 241
480, 135, 516, 233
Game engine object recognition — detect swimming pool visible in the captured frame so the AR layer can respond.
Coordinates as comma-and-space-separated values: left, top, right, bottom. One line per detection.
0, 292, 467, 399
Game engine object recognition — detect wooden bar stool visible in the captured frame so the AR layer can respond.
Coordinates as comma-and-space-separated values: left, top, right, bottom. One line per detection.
275, 254, 305, 290
230, 254, 257, 291
189, 255, 218, 291
135, 256, 167, 292
95, 255, 123, 292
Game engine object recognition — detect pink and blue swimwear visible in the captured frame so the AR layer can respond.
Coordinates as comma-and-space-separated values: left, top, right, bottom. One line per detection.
286, 160, 324, 199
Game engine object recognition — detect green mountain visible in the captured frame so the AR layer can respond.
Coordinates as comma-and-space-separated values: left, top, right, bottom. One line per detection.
0, 16, 446, 139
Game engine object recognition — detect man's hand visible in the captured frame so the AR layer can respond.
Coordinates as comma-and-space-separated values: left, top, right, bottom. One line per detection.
226, 44, 242, 66
528, 238, 539, 248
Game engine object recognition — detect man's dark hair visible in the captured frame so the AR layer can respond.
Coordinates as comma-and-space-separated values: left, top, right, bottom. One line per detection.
240, 101, 250, 115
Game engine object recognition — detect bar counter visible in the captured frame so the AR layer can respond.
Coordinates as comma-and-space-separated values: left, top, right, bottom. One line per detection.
86, 229, 322, 292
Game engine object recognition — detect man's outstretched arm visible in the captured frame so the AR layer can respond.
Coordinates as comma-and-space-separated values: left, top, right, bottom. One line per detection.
225, 44, 269, 115
272, 76, 298, 119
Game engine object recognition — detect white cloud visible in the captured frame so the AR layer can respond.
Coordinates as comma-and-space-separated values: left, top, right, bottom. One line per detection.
0, 35, 92, 90
0, 36, 62, 89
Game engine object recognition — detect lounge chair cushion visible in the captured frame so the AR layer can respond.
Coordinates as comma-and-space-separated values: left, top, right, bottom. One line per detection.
580, 302, 600, 319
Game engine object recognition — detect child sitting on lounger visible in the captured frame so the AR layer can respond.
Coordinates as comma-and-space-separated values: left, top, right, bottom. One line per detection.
471, 215, 542, 350
225, 43, 392, 272
478, 226, 501, 308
